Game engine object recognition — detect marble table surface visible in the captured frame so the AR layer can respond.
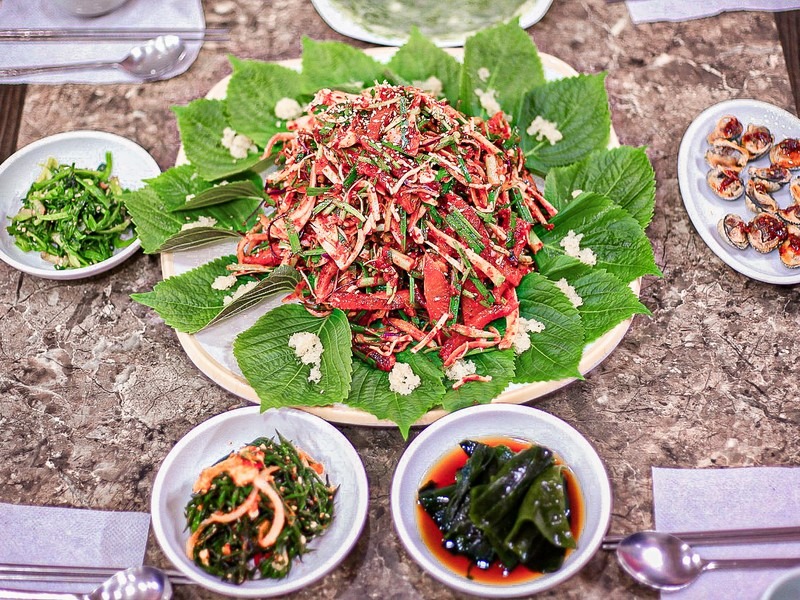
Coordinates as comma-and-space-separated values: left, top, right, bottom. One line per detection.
1, 0, 799, 598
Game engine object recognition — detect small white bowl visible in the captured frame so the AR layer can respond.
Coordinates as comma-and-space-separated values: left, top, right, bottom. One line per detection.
390, 404, 611, 597
761, 567, 800, 600
0, 130, 160, 280
151, 406, 369, 597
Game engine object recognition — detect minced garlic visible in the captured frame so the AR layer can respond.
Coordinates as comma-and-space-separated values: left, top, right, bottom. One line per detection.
526, 116, 563, 145
388, 362, 421, 395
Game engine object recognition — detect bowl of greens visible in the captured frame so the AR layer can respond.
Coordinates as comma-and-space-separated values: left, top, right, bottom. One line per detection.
150, 406, 369, 597
390, 403, 611, 597
0, 130, 160, 280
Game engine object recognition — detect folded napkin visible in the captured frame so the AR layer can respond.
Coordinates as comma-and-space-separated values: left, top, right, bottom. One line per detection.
653, 467, 800, 600
0, 502, 151, 593
623, 0, 800, 24
0, 0, 204, 84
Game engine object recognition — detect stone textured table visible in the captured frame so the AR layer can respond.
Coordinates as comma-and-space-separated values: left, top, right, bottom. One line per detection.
1, 1, 799, 598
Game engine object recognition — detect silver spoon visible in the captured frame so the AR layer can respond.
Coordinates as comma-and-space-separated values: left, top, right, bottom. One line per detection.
617, 530, 800, 591
0, 35, 186, 80
0, 565, 172, 600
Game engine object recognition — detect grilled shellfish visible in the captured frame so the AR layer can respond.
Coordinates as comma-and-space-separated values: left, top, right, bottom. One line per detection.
747, 212, 788, 253
790, 176, 800, 204
707, 167, 744, 200
779, 225, 800, 268
769, 138, 800, 170
705, 140, 749, 171
717, 214, 750, 250
706, 115, 743, 144
748, 164, 792, 185
744, 178, 779, 214
740, 124, 773, 159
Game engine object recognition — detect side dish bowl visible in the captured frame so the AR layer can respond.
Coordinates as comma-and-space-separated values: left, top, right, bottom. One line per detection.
150, 406, 369, 597
390, 403, 611, 597
0, 130, 160, 280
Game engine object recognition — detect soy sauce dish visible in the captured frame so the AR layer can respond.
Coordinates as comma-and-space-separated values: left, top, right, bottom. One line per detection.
390, 404, 611, 597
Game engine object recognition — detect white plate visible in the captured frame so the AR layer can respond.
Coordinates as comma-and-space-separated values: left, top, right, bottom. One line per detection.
390, 404, 612, 597
150, 406, 369, 597
160, 47, 637, 427
0, 130, 160, 280
310, 0, 554, 48
677, 99, 800, 285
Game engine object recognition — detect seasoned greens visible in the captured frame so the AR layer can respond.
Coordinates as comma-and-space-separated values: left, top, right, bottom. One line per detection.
185, 435, 335, 583
7, 153, 135, 269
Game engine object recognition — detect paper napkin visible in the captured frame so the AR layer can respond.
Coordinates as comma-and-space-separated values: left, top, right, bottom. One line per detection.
0, 0, 205, 84
623, 1, 800, 24
0, 502, 151, 593
652, 467, 800, 600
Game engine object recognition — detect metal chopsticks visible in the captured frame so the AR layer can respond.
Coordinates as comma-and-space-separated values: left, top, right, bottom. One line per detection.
0, 27, 229, 42
0, 563, 193, 586
602, 525, 800, 551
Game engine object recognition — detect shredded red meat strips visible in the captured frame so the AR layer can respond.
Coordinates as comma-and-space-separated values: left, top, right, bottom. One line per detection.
235, 84, 557, 371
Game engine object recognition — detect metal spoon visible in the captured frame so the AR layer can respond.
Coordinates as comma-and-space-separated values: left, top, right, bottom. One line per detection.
0, 565, 172, 600
0, 35, 186, 80
617, 530, 800, 591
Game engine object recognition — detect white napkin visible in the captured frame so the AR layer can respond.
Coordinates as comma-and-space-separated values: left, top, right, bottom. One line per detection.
0, 502, 151, 593
652, 467, 800, 600
0, 0, 204, 84
624, 0, 800, 24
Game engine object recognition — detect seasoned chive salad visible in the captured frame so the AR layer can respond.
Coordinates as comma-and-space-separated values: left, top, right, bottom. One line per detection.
7, 153, 134, 269
185, 435, 336, 583
127, 21, 660, 436
418, 439, 577, 577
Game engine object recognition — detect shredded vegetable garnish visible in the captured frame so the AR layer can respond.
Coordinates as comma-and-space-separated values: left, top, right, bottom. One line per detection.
233, 84, 557, 374
6, 153, 134, 269
184, 435, 335, 584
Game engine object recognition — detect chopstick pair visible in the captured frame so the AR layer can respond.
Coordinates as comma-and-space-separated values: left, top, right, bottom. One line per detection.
0, 563, 193, 586
0, 27, 229, 42
602, 525, 800, 551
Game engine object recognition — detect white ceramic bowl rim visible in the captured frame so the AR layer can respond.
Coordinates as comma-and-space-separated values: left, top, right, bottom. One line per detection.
390, 403, 612, 598
0, 130, 159, 280
150, 406, 369, 597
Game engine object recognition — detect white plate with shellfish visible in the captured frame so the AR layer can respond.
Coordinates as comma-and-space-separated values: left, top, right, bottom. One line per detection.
677, 99, 800, 285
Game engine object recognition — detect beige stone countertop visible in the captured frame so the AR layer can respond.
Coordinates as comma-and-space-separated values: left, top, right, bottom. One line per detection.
1, 0, 799, 598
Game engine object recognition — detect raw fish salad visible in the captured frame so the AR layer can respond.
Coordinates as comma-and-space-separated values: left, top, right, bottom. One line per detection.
127, 22, 660, 435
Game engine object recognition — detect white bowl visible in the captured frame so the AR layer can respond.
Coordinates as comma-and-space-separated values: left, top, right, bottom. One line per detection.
151, 406, 369, 597
310, 0, 554, 48
390, 404, 611, 597
0, 130, 160, 280
761, 567, 800, 600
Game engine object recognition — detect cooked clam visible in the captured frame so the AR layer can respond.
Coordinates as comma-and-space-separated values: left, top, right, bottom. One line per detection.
747, 165, 792, 185
769, 138, 800, 169
717, 213, 750, 250
777, 203, 800, 226
705, 140, 749, 171
790, 176, 800, 204
740, 124, 773, 159
706, 115, 743, 144
744, 178, 779, 214
747, 212, 788, 253
779, 225, 800, 268
707, 167, 744, 200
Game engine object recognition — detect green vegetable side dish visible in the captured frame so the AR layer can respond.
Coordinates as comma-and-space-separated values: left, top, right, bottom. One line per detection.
185, 435, 336, 584
325, 0, 532, 40
417, 439, 577, 578
6, 152, 135, 269
125, 21, 661, 437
